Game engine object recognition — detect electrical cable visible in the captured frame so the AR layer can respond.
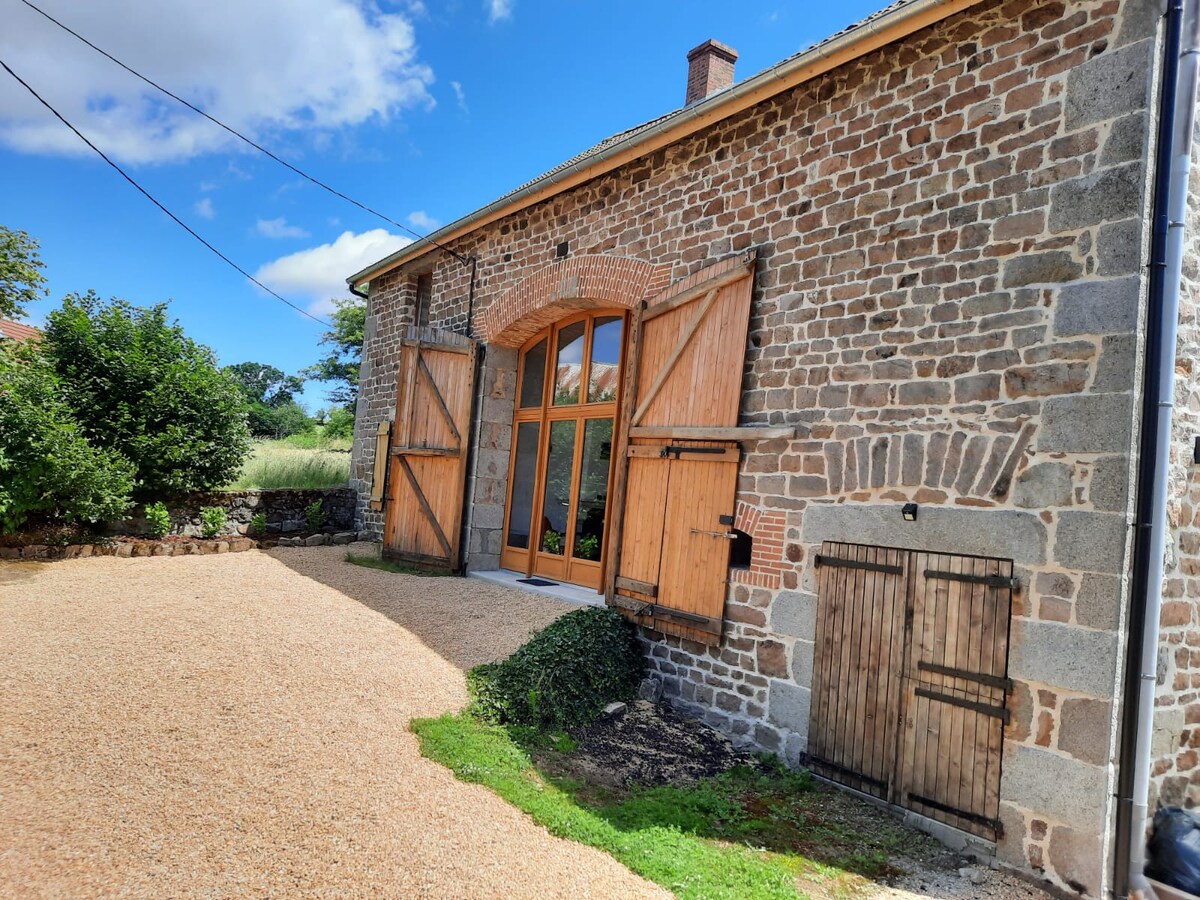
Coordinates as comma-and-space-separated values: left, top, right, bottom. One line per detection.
15, 0, 471, 264
0, 55, 332, 327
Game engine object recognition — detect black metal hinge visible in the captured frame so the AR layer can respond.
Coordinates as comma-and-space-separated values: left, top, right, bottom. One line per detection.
816, 554, 903, 575
906, 793, 1003, 837
924, 568, 1018, 590
915, 687, 1011, 723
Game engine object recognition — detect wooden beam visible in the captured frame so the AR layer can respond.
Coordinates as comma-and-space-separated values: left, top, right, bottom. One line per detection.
626, 445, 740, 462
396, 455, 453, 559
628, 425, 797, 441
631, 288, 719, 426
401, 338, 474, 355
391, 446, 458, 457
642, 262, 753, 322
614, 575, 657, 598
604, 300, 646, 603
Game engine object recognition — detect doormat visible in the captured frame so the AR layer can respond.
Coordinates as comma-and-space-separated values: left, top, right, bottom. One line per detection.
517, 577, 559, 587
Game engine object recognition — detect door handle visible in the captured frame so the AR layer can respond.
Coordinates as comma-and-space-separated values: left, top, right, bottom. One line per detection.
690, 529, 737, 539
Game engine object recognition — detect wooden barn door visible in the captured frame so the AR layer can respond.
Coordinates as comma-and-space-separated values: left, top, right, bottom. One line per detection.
607, 251, 756, 643
898, 552, 1015, 838
807, 543, 908, 802
382, 327, 478, 570
808, 542, 1015, 840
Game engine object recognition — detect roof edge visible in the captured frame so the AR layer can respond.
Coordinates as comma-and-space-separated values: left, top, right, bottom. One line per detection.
349, 0, 984, 289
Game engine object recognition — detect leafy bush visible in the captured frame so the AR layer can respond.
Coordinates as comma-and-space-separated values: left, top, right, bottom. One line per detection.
305, 499, 328, 530
0, 345, 135, 533
246, 400, 313, 439
468, 607, 644, 731
323, 405, 355, 440
249, 512, 267, 537
43, 292, 251, 496
144, 501, 171, 538
199, 506, 227, 539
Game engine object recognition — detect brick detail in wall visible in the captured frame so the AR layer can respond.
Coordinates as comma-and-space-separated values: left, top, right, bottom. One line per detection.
730, 499, 786, 588
477, 254, 672, 347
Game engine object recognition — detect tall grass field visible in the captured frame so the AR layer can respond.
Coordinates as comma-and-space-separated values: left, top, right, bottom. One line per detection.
226, 440, 350, 490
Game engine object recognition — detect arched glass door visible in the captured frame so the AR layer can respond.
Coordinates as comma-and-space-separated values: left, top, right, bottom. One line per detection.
500, 311, 625, 590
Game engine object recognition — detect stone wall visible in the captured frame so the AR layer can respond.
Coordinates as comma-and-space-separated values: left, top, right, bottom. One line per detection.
353, 0, 1170, 892
111, 488, 356, 537
1151, 108, 1200, 811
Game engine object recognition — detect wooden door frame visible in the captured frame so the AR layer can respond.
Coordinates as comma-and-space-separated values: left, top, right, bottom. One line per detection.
498, 309, 629, 588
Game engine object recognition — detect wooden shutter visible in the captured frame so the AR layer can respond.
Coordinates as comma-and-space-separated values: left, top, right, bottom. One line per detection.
607, 251, 757, 643
383, 326, 478, 571
369, 419, 391, 511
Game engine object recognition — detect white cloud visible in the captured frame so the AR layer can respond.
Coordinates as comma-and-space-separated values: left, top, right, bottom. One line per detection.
256, 217, 310, 239
450, 80, 469, 114
255, 229, 412, 315
487, 0, 513, 22
407, 210, 440, 231
194, 197, 215, 219
0, 1, 435, 164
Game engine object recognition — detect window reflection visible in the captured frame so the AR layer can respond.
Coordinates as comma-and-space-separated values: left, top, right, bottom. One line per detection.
505, 421, 540, 549
553, 321, 586, 405
588, 316, 623, 403
573, 419, 613, 561
539, 420, 577, 554
519, 338, 547, 409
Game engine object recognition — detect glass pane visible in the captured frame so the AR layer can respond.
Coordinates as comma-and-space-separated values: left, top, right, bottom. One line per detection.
505, 421, 540, 549
587, 316, 623, 403
539, 419, 577, 555
519, 338, 547, 409
552, 321, 586, 406
573, 419, 613, 561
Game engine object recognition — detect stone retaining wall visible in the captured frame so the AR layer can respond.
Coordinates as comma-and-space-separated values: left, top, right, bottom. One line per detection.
110, 487, 355, 537
0, 537, 259, 561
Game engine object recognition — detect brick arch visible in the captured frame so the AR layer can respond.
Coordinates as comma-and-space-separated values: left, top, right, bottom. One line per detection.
730, 500, 787, 589
478, 255, 672, 347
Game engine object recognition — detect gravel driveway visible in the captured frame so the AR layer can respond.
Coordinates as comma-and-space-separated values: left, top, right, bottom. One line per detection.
0, 545, 666, 898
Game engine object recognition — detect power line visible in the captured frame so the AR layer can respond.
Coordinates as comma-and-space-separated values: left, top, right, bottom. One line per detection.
16, 0, 470, 265
0, 56, 332, 327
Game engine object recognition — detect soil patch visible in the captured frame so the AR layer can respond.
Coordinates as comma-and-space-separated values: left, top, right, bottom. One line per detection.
536, 699, 761, 790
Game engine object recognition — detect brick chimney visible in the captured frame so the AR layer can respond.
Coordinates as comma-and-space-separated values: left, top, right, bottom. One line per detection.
685, 39, 738, 105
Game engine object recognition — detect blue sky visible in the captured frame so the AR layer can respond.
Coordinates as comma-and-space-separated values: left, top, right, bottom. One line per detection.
1, 0, 884, 411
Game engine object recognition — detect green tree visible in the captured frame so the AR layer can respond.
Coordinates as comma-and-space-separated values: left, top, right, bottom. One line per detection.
0, 226, 47, 320
224, 361, 304, 407
245, 400, 313, 438
43, 292, 251, 495
0, 343, 135, 533
304, 296, 364, 408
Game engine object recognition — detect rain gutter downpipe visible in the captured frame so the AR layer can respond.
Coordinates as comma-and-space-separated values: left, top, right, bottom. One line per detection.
1115, 1, 1200, 896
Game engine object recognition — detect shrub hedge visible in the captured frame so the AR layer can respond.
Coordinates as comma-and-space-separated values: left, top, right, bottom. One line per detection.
467, 606, 644, 731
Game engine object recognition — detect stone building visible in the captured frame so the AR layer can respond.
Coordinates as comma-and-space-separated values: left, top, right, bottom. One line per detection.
347, 0, 1200, 894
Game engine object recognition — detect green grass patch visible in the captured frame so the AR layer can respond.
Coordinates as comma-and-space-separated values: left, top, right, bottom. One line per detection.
344, 551, 453, 575
226, 440, 349, 490
280, 426, 353, 452
413, 711, 924, 899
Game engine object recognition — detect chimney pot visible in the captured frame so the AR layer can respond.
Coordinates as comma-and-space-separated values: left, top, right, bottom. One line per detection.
685, 39, 738, 105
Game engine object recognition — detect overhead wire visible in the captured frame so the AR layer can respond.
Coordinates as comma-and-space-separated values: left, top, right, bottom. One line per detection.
15, 0, 470, 264
0, 55, 332, 327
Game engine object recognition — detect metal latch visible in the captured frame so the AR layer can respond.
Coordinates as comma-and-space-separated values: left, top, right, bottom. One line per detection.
690, 529, 737, 539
